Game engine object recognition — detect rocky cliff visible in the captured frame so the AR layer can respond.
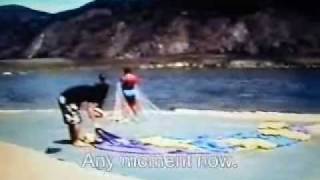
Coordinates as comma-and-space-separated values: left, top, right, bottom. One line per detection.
0, 5, 51, 59
1, 0, 320, 63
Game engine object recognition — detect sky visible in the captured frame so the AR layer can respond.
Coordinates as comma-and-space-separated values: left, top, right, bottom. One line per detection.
0, 0, 94, 13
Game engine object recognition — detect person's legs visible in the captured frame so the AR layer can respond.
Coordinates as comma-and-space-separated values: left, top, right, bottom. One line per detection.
124, 95, 138, 115
122, 89, 140, 115
67, 124, 80, 143
57, 97, 82, 145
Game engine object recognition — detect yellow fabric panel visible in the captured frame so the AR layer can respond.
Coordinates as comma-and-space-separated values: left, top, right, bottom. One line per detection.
140, 136, 199, 150
221, 138, 277, 150
258, 121, 289, 129
258, 129, 311, 141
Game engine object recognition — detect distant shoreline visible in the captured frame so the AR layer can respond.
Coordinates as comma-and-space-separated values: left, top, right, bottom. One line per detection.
1, 55, 320, 70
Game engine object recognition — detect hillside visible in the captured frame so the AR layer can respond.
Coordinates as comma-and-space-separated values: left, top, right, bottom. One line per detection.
0, 5, 51, 59
1, 0, 320, 65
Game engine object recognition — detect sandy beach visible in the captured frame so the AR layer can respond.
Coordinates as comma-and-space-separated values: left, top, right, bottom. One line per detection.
0, 141, 138, 180
1, 110, 320, 180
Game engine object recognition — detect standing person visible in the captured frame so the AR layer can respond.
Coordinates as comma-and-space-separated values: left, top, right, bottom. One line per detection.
120, 67, 140, 115
57, 74, 109, 146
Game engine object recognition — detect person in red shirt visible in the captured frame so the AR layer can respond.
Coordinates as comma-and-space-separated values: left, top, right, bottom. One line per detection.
120, 67, 140, 114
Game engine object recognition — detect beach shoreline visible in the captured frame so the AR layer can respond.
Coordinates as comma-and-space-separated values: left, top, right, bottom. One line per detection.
1, 56, 320, 71
1, 108, 320, 123
1, 109, 320, 136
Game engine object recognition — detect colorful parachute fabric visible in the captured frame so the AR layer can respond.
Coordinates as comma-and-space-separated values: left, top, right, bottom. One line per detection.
95, 122, 311, 154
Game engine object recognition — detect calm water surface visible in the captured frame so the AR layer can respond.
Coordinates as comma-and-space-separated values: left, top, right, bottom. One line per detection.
0, 68, 320, 112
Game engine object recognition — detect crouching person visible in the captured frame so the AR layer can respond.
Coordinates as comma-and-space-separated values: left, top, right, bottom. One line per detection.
58, 74, 109, 147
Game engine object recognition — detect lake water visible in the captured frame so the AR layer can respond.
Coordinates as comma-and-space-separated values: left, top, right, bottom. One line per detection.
1, 68, 320, 113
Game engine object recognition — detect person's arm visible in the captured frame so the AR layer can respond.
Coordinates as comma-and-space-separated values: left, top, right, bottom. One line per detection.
96, 84, 109, 108
134, 75, 141, 86
120, 75, 125, 83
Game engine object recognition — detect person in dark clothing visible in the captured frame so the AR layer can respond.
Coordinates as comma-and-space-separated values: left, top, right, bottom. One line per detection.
94, 74, 110, 108
58, 74, 109, 146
